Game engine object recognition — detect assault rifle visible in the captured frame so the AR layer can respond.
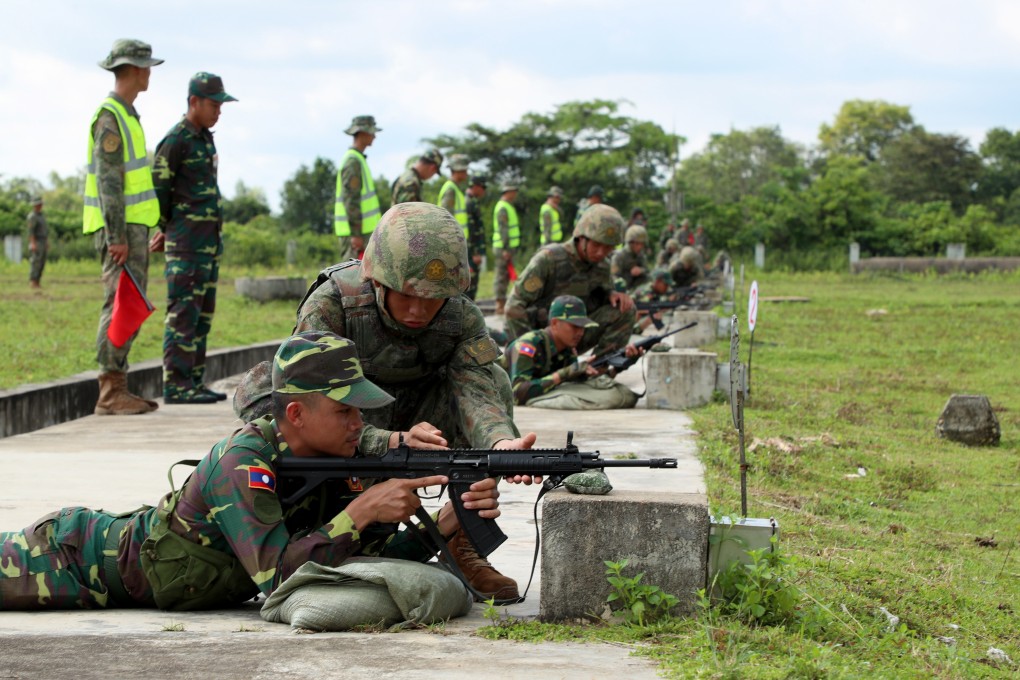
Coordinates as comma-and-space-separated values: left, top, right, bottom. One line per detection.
274, 432, 677, 559
635, 285, 714, 328
588, 321, 697, 373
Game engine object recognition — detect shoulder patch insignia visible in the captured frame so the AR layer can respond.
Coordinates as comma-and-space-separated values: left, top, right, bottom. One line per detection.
523, 276, 543, 293
465, 336, 499, 365
248, 466, 277, 492
518, 342, 537, 358
101, 130, 122, 154
424, 258, 447, 281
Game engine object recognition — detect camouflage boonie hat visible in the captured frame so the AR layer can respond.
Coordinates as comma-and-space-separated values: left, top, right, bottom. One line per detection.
625, 225, 648, 243
547, 186, 564, 198
99, 39, 164, 71
574, 204, 625, 246
587, 184, 605, 198
189, 72, 238, 102
549, 295, 597, 329
500, 181, 519, 193
470, 175, 488, 188
421, 149, 444, 167
345, 115, 381, 135
448, 154, 470, 171
362, 202, 471, 299
273, 331, 394, 409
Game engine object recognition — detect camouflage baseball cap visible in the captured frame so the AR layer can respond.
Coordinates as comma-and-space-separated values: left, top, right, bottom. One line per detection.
650, 268, 671, 285
99, 39, 164, 71
345, 115, 381, 136
547, 186, 564, 198
587, 184, 605, 198
420, 149, 444, 167
272, 331, 394, 409
549, 295, 597, 329
574, 204, 625, 246
448, 154, 470, 172
189, 72, 238, 102
362, 202, 471, 298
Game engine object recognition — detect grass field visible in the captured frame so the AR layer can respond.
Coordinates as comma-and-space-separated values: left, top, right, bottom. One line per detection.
3, 258, 1018, 676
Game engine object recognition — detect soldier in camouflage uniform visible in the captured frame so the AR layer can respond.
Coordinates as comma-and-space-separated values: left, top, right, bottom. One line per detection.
335, 115, 382, 260
233, 202, 533, 602
153, 72, 237, 404
610, 225, 651, 292
633, 268, 676, 332
26, 197, 47, 288
391, 149, 443, 205
505, 204, 637, 358
85, 39, 164, 416
464, 175, 488, 300
502, 295, 638, 410
670, 246, 704, 288
656, 237, 680, 268
0, 331, 507, 610
492, 183, 520, 314
675, 218, 692, 247
573, 184, 605, 226
539, 186, 564, 246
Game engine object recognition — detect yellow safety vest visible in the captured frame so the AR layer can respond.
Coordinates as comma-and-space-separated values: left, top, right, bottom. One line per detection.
492, 200, 520, 249
334, 149, 381, 237
82, 97, 159, 234
539, 202, 563, 245
437, 180, 467, 238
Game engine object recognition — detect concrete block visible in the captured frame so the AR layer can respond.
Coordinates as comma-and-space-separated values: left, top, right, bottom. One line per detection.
936, 394, 1000, 446
540, 489, 709, 621
235, 276, 306, 302
645, 350, 717, 410
667, 310, 719, 348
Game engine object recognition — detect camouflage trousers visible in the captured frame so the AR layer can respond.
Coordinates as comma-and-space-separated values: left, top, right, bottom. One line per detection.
28, 242, 47, 283
0, 507, 125, 610
163, 256, 219, 395
94, 224, 152, 373
525, 376, 638, 410
337, 236, 365, 262
492, 249, 514, 301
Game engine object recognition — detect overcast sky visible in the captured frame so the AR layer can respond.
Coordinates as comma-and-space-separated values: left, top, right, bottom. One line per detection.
2, 0, 1017, 211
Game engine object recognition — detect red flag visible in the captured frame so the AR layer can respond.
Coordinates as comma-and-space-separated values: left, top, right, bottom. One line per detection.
507, 260, 517, 282
107, 266, 155, 348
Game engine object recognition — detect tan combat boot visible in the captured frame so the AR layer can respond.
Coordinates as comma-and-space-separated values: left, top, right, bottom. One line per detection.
94, 372, 157, 415
495, 299, 506, 315
446, 530, 520, 603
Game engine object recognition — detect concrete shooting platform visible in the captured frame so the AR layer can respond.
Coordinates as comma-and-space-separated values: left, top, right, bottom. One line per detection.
0, 337, 706, 679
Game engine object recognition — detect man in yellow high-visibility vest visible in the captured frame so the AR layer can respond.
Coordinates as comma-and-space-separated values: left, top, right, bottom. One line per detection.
491, 183, 520, 315
83, 39, 163, 416
335, 115, 382, 260
539, 186, 564, 245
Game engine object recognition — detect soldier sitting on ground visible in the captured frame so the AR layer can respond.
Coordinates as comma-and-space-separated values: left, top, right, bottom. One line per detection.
0, 332, 512, 612
502, 295, 638, 410
233, 202, 533, 604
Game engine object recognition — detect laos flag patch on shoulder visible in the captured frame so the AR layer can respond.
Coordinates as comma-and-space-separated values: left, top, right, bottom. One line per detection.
249, 466, 276, 492
518, 342, 536, 357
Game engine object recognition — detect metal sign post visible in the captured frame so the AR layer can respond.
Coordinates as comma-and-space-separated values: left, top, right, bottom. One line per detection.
747, 280, 758, 397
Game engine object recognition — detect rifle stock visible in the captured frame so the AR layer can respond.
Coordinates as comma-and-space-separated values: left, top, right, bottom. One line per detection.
589, 321, 698, 373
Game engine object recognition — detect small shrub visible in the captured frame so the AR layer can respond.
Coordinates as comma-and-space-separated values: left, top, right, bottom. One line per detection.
604, 558, 679, 627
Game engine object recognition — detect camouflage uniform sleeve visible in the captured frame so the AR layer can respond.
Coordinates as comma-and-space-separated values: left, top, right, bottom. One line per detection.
439, 185, 456, 213
504, 249, 551, 338
341, 156, 363, 237
449, 305, 517, 446
542, 208, 552, 244
152, 128, 181, 229
610, 250, 625, 280
392, 172, 421, 205
466, 199, 486, 258
497, 206, 513, 255
93, 110, 126, 244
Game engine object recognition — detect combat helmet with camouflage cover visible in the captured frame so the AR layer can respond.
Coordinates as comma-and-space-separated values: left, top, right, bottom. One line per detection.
625, 224, 648, 244
574, 204, 624, 247
678, 245, 701, 268
361, 202, 470, 298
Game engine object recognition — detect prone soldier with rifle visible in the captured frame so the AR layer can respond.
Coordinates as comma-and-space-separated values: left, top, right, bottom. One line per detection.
634, 268, 716, 330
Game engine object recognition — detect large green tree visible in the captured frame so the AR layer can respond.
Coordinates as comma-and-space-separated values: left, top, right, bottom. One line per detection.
222, 180, 271, 225
279, 157, 337, 234
818, 100, 916, 162
877, 129, 980, 212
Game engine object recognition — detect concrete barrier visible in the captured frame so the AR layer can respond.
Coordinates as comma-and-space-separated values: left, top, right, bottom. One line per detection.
667, 310, 719, 348
645, 350, 717, 410
0, 340, 282, 438
851, 257, 1020, 274
235, 276, 307, 302
540, 489, 709, 621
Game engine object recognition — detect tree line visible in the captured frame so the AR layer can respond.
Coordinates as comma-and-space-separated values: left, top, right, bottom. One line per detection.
3, 98, 1017, 269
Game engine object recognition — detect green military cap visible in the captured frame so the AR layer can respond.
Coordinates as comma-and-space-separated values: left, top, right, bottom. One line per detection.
470, 175, 488, 188
448, 154, 470, 171
421, 149, 444, 167
500, 181, 519, 193
345, 115, 382, 136
189, 72, 238, 102
99, 38, 164, 71
547, 186, 564, 198
549, 295, 598, 329
272, 331, 394, 409
587, 184, 605, 198
650, 268, 671, 284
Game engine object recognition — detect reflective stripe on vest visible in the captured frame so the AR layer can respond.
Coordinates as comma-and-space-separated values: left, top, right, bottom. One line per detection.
492, 200, 520, 249
437, 180, 467, 238
539, 203, 563, 245
334, 149, 381, 237
83, 98, 159, 234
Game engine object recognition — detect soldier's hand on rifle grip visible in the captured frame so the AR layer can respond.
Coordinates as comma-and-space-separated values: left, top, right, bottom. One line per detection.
345, 475, 449, 530
493, 432, 543, 484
